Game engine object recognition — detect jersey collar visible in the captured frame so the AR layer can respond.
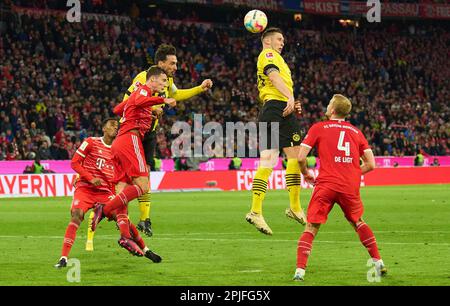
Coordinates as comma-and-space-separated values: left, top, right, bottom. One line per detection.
101, 137, 112, 148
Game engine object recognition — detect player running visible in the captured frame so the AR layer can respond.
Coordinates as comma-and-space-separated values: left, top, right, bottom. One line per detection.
293, 94, 387, 281
85, 44, 213, 241
246, 27, 306, 235
90, 66, 176, 243
54, 119, 161, 269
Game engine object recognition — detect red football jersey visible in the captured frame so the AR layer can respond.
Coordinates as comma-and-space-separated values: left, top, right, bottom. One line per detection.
72, 137, 115, 192
302, 119, 371, 194
113, 84, 165, 139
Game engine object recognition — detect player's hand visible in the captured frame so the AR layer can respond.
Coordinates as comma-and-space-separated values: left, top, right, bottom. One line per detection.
164, 98, 177, 108
303, 172, 315, 185
90, 178, 102, 186
152, 106, 164, 119
73, 176, 79, 188
201, 79, 213, 91
283, 96, 295, 117
295, 99, 302, 115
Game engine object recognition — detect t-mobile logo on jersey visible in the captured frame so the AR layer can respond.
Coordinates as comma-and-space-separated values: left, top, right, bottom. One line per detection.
367, 0, 381, 23
66, 0, 81, 23
96, 158, 106, 170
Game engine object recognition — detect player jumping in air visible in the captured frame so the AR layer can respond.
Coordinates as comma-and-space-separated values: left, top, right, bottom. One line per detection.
85, 44, 213, 244
54, 119, 161, 268
246, 27, 306, 235
293, 94, 387, 281
90, 67, 176, 253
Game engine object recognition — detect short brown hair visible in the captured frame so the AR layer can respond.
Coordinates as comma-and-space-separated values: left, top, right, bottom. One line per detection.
154, 44, 177, 64
102, 118, 118, 128
146, 65, 166, 81
331, 94, 352, 118
261, 27, 283, 41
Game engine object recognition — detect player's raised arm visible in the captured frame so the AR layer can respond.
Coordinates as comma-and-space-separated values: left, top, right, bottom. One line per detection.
360, 149, 376, 175
171, 79, 213, 101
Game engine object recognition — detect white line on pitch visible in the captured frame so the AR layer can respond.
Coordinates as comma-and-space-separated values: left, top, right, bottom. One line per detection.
1, 235, 449, 246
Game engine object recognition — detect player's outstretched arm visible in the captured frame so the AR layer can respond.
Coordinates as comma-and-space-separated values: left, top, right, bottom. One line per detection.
171, 79, 213, 101
361, 149, 376, 175
267, 71, 294, 117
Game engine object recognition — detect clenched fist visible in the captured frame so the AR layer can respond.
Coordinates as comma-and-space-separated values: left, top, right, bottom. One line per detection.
201, 79, 213, 91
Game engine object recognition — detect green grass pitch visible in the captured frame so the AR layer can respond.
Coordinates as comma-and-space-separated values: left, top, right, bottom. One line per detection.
0, 185, 449, 286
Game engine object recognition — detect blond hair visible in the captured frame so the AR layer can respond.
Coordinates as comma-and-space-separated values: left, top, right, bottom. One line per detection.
331, 94, 352, 118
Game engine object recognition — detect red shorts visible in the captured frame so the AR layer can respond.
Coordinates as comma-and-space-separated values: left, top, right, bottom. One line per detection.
307, 185, 364, 224
71, 186, 115, 213
112, 132, 149, 184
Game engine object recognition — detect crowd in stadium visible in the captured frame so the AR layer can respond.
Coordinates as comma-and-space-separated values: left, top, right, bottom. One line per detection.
0, 0, 448, 161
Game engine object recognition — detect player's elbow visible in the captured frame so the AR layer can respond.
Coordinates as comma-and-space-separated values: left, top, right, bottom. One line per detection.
70, 161, 78, 172
298, 156, 307, 164
366, 161, 376, 172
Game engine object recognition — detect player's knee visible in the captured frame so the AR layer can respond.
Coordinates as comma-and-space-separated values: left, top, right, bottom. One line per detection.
136, 180, 150, 194
71, 210, 84, 224
305, 223, 320, 235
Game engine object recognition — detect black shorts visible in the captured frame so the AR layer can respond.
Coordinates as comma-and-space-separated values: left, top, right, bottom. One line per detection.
142, 130, 157, 167
258, 100, 302, 150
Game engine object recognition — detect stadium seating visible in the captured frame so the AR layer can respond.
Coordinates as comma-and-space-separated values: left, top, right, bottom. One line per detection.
0, 1, 448, 160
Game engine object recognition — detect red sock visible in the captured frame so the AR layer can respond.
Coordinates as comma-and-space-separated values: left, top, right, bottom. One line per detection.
356, 222, 381, 260
104, 185, 143, 216
129, 222, 145, 250
297, 231, 315, 269
116, 213, 131, 239
61, 222, 79, 257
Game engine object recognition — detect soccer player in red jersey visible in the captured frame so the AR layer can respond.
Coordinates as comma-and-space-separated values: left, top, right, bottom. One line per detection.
293, 94, 387, 281
54, 119, 162, 268
90, 66, 176, 241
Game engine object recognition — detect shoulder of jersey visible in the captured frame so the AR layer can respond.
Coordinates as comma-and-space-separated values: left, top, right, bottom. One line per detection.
136, 70, 147, 81
261, 48, 279, 59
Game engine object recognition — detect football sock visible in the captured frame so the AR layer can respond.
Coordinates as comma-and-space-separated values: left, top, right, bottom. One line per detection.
116, 212, 131, 239
86, 211, 95, 242
296, 231, 315, 269
356, 222, 381, 260
286, 159, 302, 213
104, 184, 143, 216
129, 221, 146, 249
138, 192, 151, 222
251, 167, 273, 214
62, 221, 79, 258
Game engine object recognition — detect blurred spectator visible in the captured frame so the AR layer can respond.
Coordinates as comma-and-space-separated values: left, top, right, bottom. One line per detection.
38, 141, 52, 160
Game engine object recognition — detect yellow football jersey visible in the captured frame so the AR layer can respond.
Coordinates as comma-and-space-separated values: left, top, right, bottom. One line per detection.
256, 48, 293, 103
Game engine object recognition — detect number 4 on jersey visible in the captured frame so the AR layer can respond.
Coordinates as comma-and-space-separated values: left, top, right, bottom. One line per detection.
338, 131, 350, 156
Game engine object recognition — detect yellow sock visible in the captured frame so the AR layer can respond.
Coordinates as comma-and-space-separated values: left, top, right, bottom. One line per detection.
87, 211, 95, 242
138, 192, 151, 221
286, 159, 302, 213
251, 167, 273, 215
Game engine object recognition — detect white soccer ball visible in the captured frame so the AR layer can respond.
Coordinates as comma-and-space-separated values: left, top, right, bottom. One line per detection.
244, 10, 268, 33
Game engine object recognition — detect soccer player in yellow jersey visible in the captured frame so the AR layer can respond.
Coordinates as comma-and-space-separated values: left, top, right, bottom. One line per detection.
245, 28, 306, 235
85, 44, 213, 250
